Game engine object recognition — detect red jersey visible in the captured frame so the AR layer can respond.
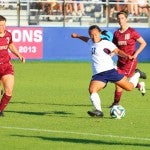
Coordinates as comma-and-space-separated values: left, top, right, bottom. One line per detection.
113, 27, 140, 77
113, 27, 140, 65
0, 30, 12, 64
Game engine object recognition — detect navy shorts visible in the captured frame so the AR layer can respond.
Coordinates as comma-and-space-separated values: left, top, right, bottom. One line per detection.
91, 69, 124, 83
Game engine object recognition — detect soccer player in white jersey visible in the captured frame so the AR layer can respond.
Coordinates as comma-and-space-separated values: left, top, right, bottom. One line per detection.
71, 25, 144, 117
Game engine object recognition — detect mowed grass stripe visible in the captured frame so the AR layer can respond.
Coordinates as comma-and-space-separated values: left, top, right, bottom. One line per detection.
1, 126, 150, 141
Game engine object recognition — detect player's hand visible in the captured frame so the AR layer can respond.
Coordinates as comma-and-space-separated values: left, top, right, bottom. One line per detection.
21, 56, 25, 63
19, 55, 25, 63
131, 54, 137, 60
128, 55, 134, 60
71, 33, 79, 38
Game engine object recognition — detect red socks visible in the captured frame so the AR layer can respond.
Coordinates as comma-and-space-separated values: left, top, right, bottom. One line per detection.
0, 93, 12, 112
113, 91, 122, 105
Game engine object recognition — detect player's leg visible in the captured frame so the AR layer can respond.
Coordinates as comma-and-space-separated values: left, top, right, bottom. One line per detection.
111, 61, 137, 107
136, 81, 146, 96
0, 74, 14, 117
135, 68, 146, 95
116, 69, 143, 91
87, 80, 106, 117
110, 84, 123, 107
0, 80, 3, 95
116, 76, 134, 91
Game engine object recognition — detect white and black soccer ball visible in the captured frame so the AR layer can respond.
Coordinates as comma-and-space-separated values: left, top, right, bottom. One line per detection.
110, 105, 125, 119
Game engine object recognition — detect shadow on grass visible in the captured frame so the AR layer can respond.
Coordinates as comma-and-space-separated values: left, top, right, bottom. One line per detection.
10, 101, 111, 109
10, 101, 91, 107
6, 110, 73, 116
11, 134, 150, 147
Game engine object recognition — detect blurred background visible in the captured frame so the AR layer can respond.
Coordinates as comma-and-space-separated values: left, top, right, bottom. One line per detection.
1, 0, 150, 27
1, 0, 150, 61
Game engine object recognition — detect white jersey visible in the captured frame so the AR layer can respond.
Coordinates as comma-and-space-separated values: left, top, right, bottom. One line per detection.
88, 39, 117, 75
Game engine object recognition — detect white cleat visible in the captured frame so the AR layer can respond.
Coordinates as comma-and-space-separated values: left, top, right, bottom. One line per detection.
139, 82, 146, 96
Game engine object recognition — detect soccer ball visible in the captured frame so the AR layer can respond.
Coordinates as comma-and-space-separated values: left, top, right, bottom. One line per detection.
110, 105, 125, 119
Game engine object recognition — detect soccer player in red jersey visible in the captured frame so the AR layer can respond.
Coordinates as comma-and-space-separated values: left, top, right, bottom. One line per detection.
110, 10, 147, 107
0, 15, 25, 117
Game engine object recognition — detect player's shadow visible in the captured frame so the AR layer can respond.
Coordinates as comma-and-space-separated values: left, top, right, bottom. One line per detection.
6, 110, 74, 117
10, 101, 91, 107
11, 134, 150, 148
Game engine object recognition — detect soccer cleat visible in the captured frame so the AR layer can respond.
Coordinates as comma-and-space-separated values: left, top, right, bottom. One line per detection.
87, 110, 104, 117
135, 69, 147, 79
139, 82, 146, 96
109, 102, 119, 108
0, 111, 4, 117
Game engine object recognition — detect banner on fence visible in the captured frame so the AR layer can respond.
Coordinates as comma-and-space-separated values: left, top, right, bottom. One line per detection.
7, 27, 43, 59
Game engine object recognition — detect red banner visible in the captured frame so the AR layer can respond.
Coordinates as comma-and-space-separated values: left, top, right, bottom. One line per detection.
7, 27, 43, 59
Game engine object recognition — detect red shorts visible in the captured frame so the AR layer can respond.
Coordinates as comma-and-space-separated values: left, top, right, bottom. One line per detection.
117, 60, 137, 78
0, 62, 14, 78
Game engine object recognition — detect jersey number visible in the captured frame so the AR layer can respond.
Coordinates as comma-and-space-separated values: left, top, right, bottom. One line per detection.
91, 47, 96, 55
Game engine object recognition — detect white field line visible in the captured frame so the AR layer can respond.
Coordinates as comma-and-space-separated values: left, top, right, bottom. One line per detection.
0, 126, 150, 141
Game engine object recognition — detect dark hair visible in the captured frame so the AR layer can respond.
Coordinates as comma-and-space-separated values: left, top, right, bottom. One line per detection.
88, 25, 101, 35
0, 15, 6, 21
117, 10, 128, 18
101, 30, 110, 38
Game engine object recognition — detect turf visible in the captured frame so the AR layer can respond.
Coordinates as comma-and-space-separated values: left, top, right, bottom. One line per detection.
0, 61, 150, 150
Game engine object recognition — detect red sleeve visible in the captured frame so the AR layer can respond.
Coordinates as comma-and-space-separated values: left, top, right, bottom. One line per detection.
130, 28, 141, 40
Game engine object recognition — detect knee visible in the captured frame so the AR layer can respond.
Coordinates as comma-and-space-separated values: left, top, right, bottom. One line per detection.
89, 86, 96, 94
88, 87, 92, 94
5, 88, 13, 96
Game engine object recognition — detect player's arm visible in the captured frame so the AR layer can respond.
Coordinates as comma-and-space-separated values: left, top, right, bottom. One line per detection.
113, 48, 133, 60
8, 43, 25, 63
110, 35, 117, 57
71, 33, 90, 42
110, 51, 116, 58
133, 37, 147, 59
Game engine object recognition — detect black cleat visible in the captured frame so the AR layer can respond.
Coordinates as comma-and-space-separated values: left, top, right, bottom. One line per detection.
109, 102, 119, 108
135, 69, 147, 79
87, 110, 104, 117
0, 111, 4, 117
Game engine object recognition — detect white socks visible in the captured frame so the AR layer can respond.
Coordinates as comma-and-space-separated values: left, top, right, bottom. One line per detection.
129, 72, 140, 87
90, 93, 102, 111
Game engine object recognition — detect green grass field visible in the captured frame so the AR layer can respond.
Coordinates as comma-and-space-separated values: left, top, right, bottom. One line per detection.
0, 61, 150, 150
